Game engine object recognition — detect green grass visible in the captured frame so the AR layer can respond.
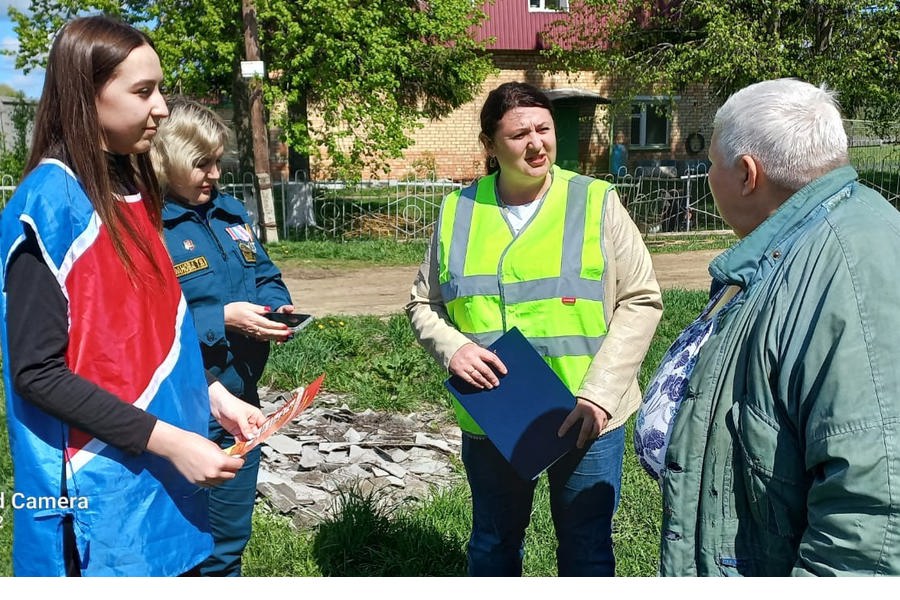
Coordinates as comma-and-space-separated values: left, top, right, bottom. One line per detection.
0, 381, 12, 577
644, 233, 736, 253
850, 143, 900, 165
266, 238, 428, 268
240, 483, 473, 577
0, 288, 706, 577
263, 313, 449, 412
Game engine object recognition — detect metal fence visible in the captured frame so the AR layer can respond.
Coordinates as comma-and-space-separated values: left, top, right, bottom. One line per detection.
1, 153, 898, 242
597, 163, 727, 236
219, 172, 463, 241
0, 173, 16, 206
222, 167, 728, 241
233, 154, 898, 241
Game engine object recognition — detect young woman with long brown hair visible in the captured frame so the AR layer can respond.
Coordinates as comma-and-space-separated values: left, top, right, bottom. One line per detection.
0, 15, 263, 576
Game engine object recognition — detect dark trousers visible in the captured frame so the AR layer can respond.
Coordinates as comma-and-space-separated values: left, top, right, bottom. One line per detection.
201, 418, 261, 577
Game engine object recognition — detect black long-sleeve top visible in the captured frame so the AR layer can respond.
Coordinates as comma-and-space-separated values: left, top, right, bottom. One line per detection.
5, 233, 160, 454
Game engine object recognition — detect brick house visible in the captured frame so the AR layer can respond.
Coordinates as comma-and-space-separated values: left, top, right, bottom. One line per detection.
328, 0, 718, 182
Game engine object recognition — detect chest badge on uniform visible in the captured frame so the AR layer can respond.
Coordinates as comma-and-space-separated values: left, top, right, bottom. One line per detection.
226, 224, 253, 242
227, 224, 257, 262
238, 241, 257, 263
173, 256, 209, 278
183, 239, 195, 251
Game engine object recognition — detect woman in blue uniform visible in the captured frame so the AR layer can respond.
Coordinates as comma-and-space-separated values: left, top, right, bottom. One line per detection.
151, 97, 295, 576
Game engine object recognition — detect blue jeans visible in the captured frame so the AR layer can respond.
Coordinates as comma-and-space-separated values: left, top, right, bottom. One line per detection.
200, 418, 261, 577
461, 425, 625, 577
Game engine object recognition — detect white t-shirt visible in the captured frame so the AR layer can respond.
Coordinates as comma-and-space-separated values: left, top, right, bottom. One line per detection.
504, 199, 542, 235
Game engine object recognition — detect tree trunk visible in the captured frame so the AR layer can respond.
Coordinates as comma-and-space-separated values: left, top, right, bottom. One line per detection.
287, 96, 311, 179
242, 0, 279, 242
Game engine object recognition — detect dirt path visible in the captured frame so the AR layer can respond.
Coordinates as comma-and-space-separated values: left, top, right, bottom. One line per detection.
279, 249, 719, 317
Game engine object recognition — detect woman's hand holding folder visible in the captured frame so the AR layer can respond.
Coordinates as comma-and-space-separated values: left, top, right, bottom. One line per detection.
449, 342, 508, 390
559, 398, 612, 449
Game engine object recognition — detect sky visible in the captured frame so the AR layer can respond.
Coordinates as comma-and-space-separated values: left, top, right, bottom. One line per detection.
0, 0, 45, 99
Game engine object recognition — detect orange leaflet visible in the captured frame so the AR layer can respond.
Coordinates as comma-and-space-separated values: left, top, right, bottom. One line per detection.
224, 373, 326, 457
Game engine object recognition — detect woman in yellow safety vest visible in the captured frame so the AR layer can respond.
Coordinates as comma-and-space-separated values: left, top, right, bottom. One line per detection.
407, 81, 662, 577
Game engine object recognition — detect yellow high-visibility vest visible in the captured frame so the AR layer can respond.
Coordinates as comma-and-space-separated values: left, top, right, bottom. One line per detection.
438, 166, 611, 433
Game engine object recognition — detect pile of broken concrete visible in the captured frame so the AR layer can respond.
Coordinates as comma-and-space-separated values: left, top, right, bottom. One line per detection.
254, 387, 464, 528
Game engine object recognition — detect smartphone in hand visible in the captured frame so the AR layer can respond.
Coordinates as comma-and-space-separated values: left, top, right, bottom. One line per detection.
263, 312, 314, 333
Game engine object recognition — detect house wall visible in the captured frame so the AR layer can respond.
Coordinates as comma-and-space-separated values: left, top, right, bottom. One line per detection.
477, 0, 564, 50
308, 54, 719, 182
302, 1, 720, 181
362, 51, 615, 182
620, 84, 719, 173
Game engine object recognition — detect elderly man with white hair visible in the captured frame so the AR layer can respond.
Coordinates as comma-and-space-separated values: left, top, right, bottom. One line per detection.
634, 78, 900, 576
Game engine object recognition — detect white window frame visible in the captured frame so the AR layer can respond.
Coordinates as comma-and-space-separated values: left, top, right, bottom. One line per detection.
528, 0, 569, 12
630, 97, 674, 149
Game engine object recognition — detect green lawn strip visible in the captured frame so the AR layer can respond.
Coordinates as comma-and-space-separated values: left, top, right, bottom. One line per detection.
267, 239, 428, 267
0, 382, 12, 578
644, 233, 736, 254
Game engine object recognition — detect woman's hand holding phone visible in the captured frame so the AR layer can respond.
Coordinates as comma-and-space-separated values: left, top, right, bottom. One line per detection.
262, 311, 314, 333
224, 302, 311, 341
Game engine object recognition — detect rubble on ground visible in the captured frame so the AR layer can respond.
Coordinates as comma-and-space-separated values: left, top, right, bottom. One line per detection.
254, 387, 464, 528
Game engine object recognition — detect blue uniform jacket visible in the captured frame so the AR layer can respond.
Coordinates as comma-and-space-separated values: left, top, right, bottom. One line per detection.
163, 191, 292, 405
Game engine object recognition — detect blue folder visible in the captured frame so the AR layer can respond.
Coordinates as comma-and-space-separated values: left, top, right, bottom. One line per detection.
444, 327, 579, 481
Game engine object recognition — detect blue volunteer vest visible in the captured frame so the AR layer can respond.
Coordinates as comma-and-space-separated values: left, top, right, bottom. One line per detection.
0, 160, 213, 576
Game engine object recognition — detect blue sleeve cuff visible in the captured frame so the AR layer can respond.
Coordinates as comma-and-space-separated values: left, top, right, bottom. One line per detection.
192, 302, 227, 347
257, 288, 293, 312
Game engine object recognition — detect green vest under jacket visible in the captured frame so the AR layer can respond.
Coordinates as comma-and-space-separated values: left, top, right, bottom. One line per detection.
437, 166, 611, 433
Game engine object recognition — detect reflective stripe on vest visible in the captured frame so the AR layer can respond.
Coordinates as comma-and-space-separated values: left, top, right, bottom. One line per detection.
437, 166, 610, 433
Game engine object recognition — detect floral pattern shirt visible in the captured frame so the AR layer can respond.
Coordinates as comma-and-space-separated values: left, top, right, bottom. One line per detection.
634, 286, 739, 481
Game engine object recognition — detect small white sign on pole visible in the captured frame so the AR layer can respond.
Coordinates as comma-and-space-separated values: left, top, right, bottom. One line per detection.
240, 60, 265, 79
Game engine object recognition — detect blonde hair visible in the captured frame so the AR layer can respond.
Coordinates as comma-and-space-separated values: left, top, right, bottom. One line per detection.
151, 96, 230, 193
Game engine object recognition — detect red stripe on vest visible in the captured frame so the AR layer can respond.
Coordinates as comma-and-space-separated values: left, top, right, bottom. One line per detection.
65, 200, 182, 455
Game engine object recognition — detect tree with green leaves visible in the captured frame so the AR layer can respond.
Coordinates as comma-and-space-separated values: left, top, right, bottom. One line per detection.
0, 92, 36, 181
543, 0, 900, 126
0, 84, 23, 97
8, 0, 495, 179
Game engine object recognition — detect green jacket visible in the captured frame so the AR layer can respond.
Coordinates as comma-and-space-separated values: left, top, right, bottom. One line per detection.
660, 166, 900, 576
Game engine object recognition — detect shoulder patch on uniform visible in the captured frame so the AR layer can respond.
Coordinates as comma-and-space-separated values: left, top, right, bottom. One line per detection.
173, 256, 209, 277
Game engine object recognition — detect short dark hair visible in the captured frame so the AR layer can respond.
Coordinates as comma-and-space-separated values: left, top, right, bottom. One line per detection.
480, 82, 553, 139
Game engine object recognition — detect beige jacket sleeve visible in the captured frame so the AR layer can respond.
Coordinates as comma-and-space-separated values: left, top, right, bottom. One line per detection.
577, 188, 662, 431
405, 229, 472, 370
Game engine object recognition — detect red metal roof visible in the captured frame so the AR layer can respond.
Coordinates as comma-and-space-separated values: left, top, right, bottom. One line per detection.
475, 1, 567, 50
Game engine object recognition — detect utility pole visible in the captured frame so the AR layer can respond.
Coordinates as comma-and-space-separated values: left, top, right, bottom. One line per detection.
241, 0, 279, 243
